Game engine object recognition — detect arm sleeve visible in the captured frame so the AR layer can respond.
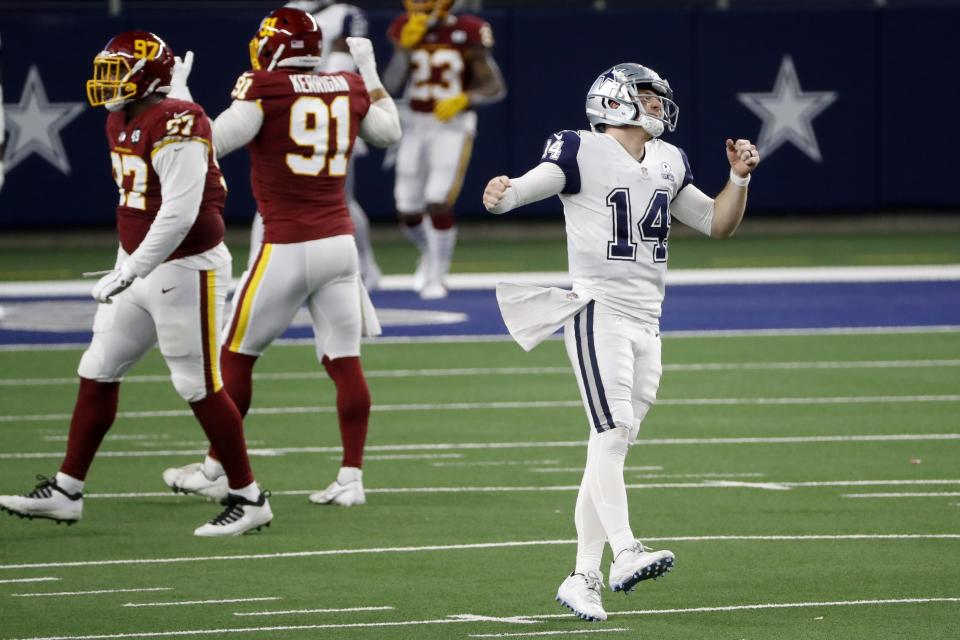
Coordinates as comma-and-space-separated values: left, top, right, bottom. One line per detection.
359, 97, 402, 148
488, 162, 566, 215
126, 140, 208, 277
670, 184, 715, 237
212, 100, 263, 158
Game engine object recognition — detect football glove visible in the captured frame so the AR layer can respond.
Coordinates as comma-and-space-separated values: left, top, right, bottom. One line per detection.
170, 51, 194, 101
434, 93, 469, 122
91, 261, 136, 304
399, 13, 429, 49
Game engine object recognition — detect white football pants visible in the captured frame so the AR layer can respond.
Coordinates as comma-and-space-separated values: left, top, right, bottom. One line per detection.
394, 110, 476, 213
78, 261, 230, 403
563, 301, 662, 573
224, 234, 362, 362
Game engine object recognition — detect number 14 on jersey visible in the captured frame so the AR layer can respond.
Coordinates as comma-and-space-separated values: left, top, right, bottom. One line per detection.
607, 188, 670, 263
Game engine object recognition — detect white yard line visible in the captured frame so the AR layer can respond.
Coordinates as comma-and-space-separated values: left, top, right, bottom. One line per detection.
4, 359, 958, 387
432, 460, 563, 468
2, 433, 958, 461
844, 492, 960, 498
0, 577, 60, 584
2, 324, 960, 354
123, 597, 280, 608
347, 453, 465, 461
2, 535, 958, 571
7, 596, 960, 640
3, 394, 959, 423
11, 588, 171, 597
233, 606, 394, 617
68, 478, 960, 500
470, 630, 629, 639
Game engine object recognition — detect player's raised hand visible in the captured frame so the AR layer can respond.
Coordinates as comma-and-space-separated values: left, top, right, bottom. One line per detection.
726, 138, 760, 178
170, 51, 194, 101
399, 13, 429, 49
483, 175, 512, 213
347, 37, 376, 67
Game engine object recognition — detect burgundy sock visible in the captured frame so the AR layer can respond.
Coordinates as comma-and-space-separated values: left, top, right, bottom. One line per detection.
59, 378, 121, 480
190, 390, 254, 490
323, 356, 370, 468
430, 210, 455, 230
220, 348, 258, 419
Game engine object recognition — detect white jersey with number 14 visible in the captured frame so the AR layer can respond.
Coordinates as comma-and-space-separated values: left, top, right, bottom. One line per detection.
541, 129, 712, 326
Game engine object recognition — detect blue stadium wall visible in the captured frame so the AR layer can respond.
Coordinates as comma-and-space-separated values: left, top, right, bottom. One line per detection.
0, 5, 957, 229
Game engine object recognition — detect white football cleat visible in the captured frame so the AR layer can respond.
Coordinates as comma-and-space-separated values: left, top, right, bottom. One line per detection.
162, 462, 229, 501
412, 256, 429, 293
193, 491, 273, 537
0, 476, 82, 524
556, 570, 607, 622
419, 278, 448, 300
309, 467, 365, 507
609, 542, 675, 593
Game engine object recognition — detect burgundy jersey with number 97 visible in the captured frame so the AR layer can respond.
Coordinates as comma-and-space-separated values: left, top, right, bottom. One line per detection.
230, 69, 372, 244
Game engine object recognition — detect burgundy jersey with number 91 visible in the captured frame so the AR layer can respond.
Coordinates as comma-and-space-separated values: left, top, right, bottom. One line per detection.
230, 69, 372, 244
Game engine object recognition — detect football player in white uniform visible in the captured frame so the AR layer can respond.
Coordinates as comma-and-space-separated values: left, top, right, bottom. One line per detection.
484, 63, 760, 621
243, 0, 384, 289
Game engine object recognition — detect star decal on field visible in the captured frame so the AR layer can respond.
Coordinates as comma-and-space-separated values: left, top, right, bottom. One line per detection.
3, 66, 86, 174
737, 55, 837, 162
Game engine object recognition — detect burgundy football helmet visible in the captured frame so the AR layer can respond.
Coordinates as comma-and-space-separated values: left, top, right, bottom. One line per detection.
249, 7, 323, 71
86, 31, 175, 110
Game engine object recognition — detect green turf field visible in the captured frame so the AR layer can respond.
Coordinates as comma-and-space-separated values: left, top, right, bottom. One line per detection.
2, 225, 960, 281
1, 333, 958, 639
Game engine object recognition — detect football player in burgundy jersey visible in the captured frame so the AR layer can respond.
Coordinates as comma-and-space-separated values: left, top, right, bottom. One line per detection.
0, 31, 272, 537
161, 8, 401, 507
384, 0, 505, 298
240, 0, 384, 290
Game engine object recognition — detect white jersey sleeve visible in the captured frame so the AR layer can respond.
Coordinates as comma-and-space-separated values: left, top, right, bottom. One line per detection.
212, 100, 263, 158
126, 140, 208, 277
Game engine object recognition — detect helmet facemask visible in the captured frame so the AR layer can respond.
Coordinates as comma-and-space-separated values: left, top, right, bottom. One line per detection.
621, 81, 679, 138
87, 54, 142, 109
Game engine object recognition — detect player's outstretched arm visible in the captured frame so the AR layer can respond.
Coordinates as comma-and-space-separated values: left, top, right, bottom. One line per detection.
710, 138, 760, 238
349, 37, 402, 147
483, 163, 566, 215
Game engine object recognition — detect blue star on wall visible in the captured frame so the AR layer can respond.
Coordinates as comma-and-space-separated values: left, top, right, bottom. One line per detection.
737, 55, 837, 163
4, 66, 86, 175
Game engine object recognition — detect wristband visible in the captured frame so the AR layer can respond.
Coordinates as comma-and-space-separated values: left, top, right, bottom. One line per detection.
729, 169, 751, 187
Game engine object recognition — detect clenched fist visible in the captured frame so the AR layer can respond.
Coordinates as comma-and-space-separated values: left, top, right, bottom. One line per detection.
726, 138, 760, 178
483, 175, 512, 214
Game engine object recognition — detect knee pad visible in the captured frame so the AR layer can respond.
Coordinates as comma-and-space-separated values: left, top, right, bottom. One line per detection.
77, 344, 124, 382
170, 370, 207, 403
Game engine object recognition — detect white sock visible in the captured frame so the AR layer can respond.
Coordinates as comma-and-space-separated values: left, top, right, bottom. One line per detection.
432, 227, 457, 279
55, 472, 84, 495
202, 455, 225, 480
232, 482, 261, 502
574, 469, 605, 575
585, 427, 635, 558
337, 466, 362, 484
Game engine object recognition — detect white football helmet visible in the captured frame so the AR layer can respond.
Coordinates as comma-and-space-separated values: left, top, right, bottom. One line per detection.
585, 63, 679, 137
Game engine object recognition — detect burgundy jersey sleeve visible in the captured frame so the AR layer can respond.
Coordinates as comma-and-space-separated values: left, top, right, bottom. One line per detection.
245, 69, 367, 244
458, 15, 495, 49
387, 15, 407, 45
108, 99, 226, 260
